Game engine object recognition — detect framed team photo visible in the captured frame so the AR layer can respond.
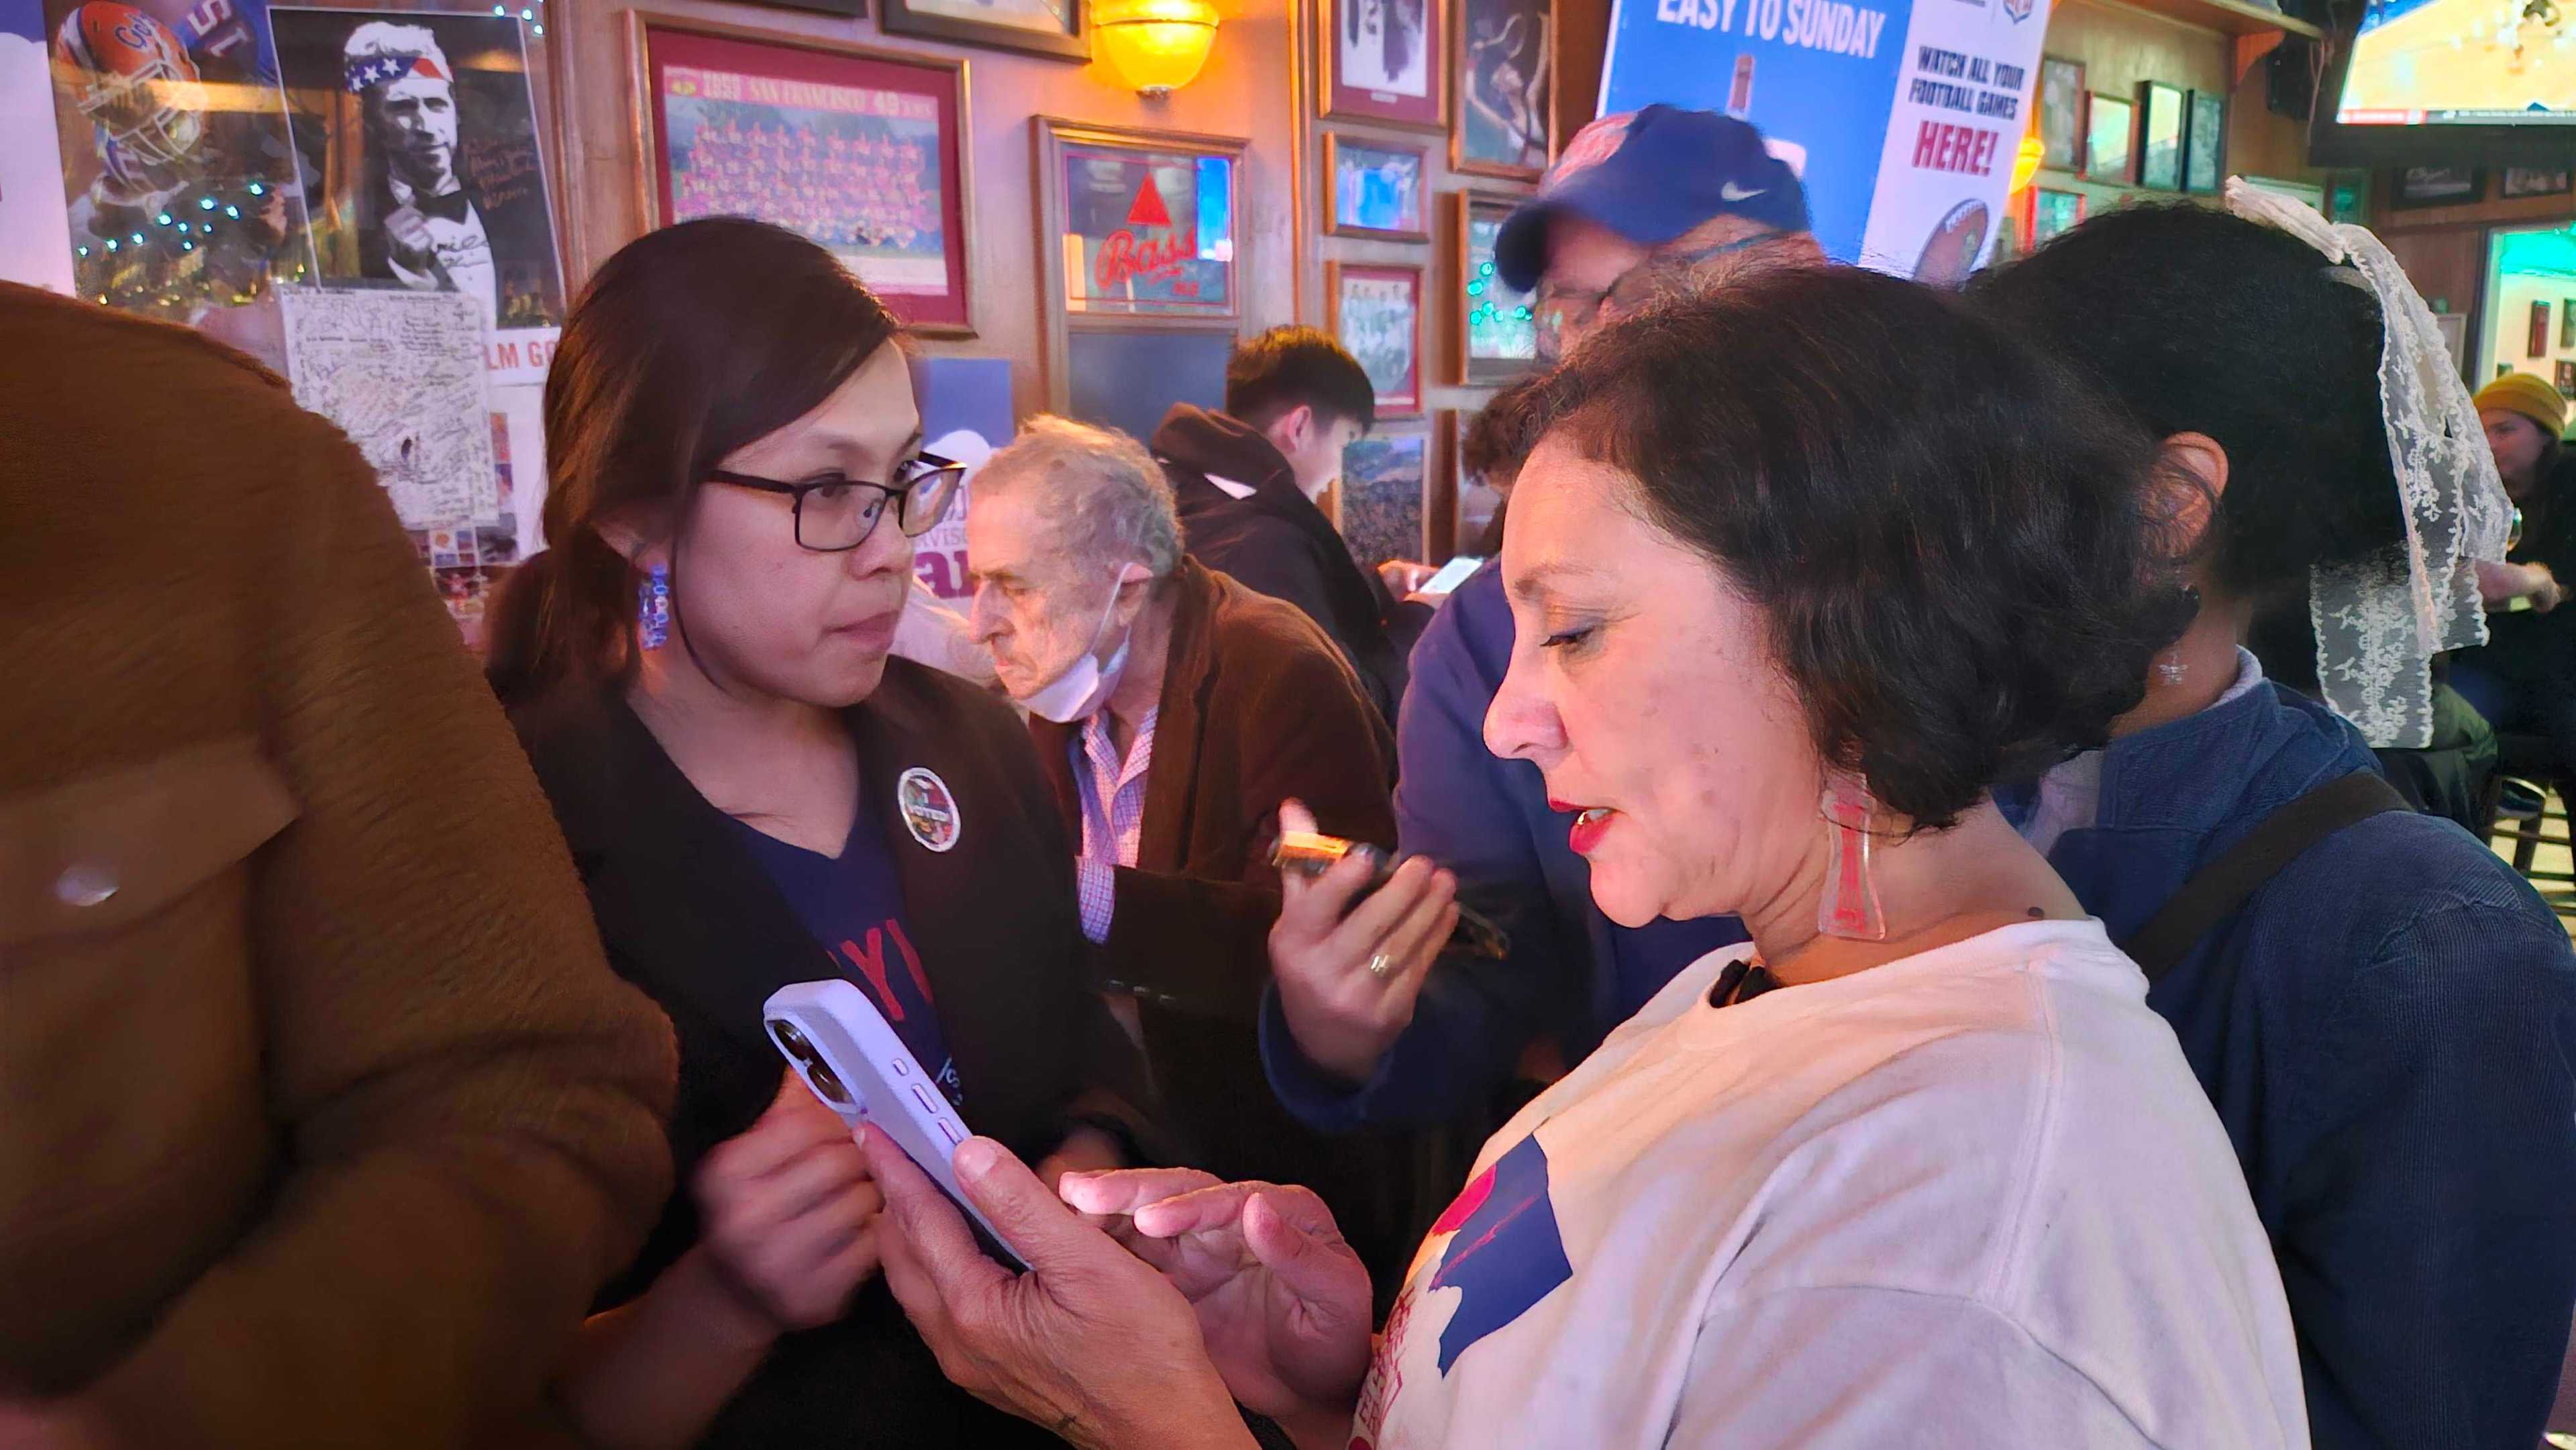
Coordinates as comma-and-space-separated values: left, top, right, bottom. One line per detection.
1323, 133, 1428, 240
632, 16, 972, 335
270, 7, 565, 332
1320, 0, 1445, 130
1328, 260, 1423, 415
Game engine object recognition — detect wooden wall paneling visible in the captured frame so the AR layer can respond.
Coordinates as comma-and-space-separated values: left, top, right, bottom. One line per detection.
564, 0, 1302, 417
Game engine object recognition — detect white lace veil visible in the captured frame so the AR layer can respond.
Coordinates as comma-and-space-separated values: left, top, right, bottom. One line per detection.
2222, 177, 2514, 749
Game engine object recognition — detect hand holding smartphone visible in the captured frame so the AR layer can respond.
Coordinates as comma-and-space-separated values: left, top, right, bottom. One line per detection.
1272, 830, 1510, 960
764, 980, 1030, 1271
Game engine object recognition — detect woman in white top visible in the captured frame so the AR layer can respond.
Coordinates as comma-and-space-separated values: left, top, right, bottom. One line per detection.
850, 267, 2310, 1449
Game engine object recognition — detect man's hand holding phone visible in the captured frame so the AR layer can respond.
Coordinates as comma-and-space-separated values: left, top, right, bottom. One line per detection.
1268, 800, 1458, 1085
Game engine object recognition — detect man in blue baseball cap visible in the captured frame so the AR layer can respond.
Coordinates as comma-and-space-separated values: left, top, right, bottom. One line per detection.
1502, 104, 1822, 361
1261, 108, 1818, 1141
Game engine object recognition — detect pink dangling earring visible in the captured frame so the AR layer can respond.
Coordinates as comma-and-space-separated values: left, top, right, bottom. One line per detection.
1818, 775, 1888, 941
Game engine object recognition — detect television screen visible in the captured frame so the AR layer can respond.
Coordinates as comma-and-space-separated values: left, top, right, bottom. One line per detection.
2336, 0, 2575, 127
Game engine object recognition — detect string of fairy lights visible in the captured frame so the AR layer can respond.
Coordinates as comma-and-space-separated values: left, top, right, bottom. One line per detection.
69, 4, 547, 316
1461, 254, 1535, 342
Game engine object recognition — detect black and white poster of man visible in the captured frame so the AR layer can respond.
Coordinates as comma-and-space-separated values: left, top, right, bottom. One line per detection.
268, 8, 563, 332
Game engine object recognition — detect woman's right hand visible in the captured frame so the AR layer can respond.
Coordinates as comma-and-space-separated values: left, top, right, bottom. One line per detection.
694, 1072, 885, 1333
1268, 800, 1459, 1085
1061, 1168, 1374, 1433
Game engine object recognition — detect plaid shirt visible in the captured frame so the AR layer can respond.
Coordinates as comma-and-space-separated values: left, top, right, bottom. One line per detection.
1072, 706, 1156, 945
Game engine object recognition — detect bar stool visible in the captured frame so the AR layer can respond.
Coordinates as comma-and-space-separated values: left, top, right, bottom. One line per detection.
2488, 732, 2576, 917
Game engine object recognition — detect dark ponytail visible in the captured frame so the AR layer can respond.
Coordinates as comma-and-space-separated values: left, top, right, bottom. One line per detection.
484, 217, 901, 706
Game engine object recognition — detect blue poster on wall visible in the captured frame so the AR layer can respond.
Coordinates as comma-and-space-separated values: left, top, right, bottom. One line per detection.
1600, 0, 2049, 278
909, 354, 1015, 601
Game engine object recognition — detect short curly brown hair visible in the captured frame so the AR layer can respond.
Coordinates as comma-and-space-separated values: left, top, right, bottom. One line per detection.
1510, 266, 2197, 831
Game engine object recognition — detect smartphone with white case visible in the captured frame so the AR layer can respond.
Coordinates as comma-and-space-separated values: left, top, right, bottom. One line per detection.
762, 979, 1029, 1271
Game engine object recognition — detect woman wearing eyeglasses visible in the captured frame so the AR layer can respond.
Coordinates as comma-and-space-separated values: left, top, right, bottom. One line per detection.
484, 219, 1157, 1450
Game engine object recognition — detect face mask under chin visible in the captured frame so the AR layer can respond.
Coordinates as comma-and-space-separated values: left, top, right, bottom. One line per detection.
1016, 568, 1142, 724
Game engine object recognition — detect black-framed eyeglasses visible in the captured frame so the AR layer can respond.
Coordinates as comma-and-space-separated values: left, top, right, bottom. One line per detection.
1535, 231, 1781, 358
705, 452, 966, 553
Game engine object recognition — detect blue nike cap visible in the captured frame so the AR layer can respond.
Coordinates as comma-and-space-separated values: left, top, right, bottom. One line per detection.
1494, 105, 1811, 293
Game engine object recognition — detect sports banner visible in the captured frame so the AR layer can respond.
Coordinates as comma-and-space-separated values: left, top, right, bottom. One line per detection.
1599, 0, 2049, 280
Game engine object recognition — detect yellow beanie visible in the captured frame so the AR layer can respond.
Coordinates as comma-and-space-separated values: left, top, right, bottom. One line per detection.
2475, 372, 2569, 439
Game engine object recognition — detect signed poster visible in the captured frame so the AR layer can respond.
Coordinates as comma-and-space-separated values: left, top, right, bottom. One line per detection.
1054, 131, 1235, 317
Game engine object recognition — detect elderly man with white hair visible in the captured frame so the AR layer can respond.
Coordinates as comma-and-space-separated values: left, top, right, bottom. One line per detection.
311, 19, 560, 328
964, 415, 1424, 1285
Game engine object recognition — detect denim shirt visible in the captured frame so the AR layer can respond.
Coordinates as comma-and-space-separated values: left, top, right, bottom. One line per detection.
2002, 681, 2576, 1450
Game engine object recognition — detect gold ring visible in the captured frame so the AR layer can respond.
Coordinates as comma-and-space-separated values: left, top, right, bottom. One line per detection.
1366, 952, 1395, 978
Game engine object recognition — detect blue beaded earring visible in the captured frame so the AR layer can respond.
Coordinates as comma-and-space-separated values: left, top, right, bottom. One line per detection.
637, 562, 671, 651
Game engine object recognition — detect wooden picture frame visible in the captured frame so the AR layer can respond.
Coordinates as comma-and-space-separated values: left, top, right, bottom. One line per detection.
2083, 93, 2134, 185
880, 0, 1088, 61
1447, 190, 1538, 384
2504, 168, 2575, 199
1323, 133, 1431, 241
2039, 56, 2084, 173
1451, 0, 1550, 179
1338, 415, 1437, 568
1443, 407, 1504, 556
2028, 186, 2085, 245
2389, 166, 2486, 209
1319, 0, 1447, 131
2183, 89, 2224, 195
1033, 116, 1245, 411
2137, 81, 2185, 192
629, 15, 974, 334
1328, 260, 1425, 416
2532, 299, 2552, 360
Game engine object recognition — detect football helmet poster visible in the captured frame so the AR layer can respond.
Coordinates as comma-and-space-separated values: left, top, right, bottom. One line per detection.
26, 0, 314, 365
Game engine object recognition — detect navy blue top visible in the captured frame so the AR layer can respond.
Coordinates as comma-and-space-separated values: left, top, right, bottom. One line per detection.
1999, 680, 2576, 1450
729, 797, 963, 1107
1262, 562, 1746, 1133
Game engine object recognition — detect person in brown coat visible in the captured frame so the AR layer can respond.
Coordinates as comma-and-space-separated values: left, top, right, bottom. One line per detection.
0, 282, 678, 1447
962, 416, 1430, 1286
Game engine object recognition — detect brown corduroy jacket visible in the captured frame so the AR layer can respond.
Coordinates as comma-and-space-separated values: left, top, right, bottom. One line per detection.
0, 284, 678, 1446
1028, 560, 1423, 1277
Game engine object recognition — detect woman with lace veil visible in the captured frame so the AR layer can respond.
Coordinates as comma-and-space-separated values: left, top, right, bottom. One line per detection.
1967, 189, 2576, 1450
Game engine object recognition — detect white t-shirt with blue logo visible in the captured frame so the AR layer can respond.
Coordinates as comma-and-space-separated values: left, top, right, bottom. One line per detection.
1351, 919, 2307, 1449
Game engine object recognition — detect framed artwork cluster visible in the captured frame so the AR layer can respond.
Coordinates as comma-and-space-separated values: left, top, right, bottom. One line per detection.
2034, 58, 2225, 199
1308, 0, 1554, 563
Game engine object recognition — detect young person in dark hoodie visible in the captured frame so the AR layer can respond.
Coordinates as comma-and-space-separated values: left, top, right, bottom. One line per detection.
1969, 195, 2576, 1450
1150, 326, 1429, 723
